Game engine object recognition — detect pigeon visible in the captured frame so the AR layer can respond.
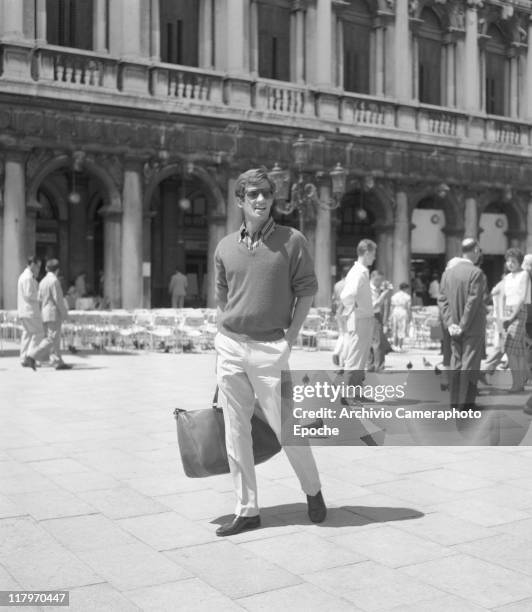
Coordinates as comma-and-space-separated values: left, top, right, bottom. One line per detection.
406, 361, 413, 369
422, 357, 432, 367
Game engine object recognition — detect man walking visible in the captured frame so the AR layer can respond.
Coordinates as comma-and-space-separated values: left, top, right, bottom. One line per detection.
340, 239, 377, 372
214, 167, 326, 537
438, 238, 487, 409
169, 267, 187, 308
17, 256, 47, 370
331, 265, 350, 367
38, 259, 71, 370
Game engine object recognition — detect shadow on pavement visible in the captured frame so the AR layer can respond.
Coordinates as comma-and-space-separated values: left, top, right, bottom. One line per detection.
211, 503, 423, 529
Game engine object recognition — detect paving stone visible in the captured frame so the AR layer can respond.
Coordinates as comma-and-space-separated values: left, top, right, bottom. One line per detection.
0, 516, 100, 590
241, 532, 365, 574
328, 525, 453, 568
494, 517, 532, 542
237, 582, 359, 611
319, 464, 398, 487
455, 534, 532, 576
331, 492, 425, 525
126, 578, 244, 611
303, 560, 445, 611
367, 478, 463, 506
391, 511, 494, 546
67, 583, 141, 612
28, 458, 94, 476
42, 514, 139, 552
0, 494, 26, 520
124, 474, 209, 497
407, 468, 492, 492
77, 543, 192, 591
459, 483, 532, 510
117, 511, 217, 550
77, 487, 168, 519
429, 498, 530, 527
46, 471, 121, 493
493, 598, 532, 612
7, 446, 68, 462
388, 593, 489, 611
158, 489, 235, 521
0, 563, 21, 589
7, 489, 95, 521
400, 553, 532, 609
165, 541, 301, 599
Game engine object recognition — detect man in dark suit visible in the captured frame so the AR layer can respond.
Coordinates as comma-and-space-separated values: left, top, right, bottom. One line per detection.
438, 239, 487, 409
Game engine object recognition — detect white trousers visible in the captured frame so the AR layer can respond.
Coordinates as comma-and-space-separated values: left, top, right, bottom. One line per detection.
20, 317, 53, 362
215, 332, 321, 517
344, 317, 375, 371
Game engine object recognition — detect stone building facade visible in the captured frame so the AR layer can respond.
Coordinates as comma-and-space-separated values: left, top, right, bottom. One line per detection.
0, 0, 531, 310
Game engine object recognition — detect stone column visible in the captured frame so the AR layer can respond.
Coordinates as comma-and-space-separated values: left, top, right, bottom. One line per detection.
101, 206, 122, 309
0, 198, 3, 308
206, 212, 227, 308
2, 152, 26, 309
444, 228, 462, 261
526, 198, 532, 253
376, 223, 394, 281
121, 160, 143, 309
292, 5, 306, 84
444, 36, 456, 107
121, 0, 142, 58
249, 0, 259, 77
526, 17, 532, 121
35, 0, 47, 43
335, 13, 343, 88
226, 177, 242, 234
315, 0, 332, 87
509, 48, 519, 118
94, 0, 108, 53
226, 0, 248, 75
199, 0, 213, 68
314, 185, 332, 307
392, 189, 410, 289
394, 0, 411, 101
1, 0, 24, 39
374, 19, 385, 96
464, 196, 478, 239
464, 0, 480, 112
25, 202, 39, 263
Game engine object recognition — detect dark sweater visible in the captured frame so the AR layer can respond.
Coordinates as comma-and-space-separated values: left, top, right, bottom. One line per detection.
214, 225, 318, 341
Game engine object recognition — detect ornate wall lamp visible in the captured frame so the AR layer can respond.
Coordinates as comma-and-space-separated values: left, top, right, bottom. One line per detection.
268, 134, 347, 232
68, 151, 86, 205
178, 162, 195, 212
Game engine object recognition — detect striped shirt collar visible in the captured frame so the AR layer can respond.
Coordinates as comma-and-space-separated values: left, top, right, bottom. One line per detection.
238, 217, 276, 251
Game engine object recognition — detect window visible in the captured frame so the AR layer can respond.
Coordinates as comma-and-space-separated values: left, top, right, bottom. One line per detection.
418, 8, 442, 105
258, 2, 290, 81
160, 0, 199, 66
485, 25, 506, 116
46, 0, 93, 50
342, 1, 371, 94
183, 196, 207, 228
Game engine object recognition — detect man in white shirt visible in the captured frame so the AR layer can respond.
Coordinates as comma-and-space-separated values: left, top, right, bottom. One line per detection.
17, 256, 48, 370
340, 239, 377, 371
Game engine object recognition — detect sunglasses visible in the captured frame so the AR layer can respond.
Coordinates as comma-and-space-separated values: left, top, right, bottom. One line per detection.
245, 189, 273, 200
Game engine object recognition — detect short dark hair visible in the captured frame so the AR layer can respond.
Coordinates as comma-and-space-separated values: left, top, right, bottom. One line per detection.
399, 282, 410, 291
357, 239, 377, 256
27, 256, 40, 266
45, 258, 60, 272
505, 247, 524, 265
234, 167, 275, 200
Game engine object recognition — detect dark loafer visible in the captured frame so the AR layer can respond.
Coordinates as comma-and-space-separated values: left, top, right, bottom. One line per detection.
216, 515, 261, 537
307, 490, 327, 523
24, 356, 37, 371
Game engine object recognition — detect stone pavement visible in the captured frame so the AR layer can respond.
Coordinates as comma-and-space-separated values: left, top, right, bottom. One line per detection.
1, 343, 532, 611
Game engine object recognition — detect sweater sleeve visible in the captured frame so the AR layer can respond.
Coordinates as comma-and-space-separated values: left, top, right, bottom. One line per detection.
290, 233, 318, 297
214, 244, 228, 307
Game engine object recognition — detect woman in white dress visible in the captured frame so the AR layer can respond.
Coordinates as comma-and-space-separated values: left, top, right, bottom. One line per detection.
503, 248, 530, 392
390, 283, 412, 351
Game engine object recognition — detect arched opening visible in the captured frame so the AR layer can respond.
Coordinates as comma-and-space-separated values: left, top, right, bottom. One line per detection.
418, 8, 443, 105
150, 175, 210, 307
258, 0, 291, 81
479, 202, 508, 288
336, 189, 376, 279
46, 0, 94, 49
36, 189, 60, 281
411, 196, 446, 305
342, 0, 372, 94
485, 25, 507, 116
35, 168, 107, 301
159, 0, 199, 66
